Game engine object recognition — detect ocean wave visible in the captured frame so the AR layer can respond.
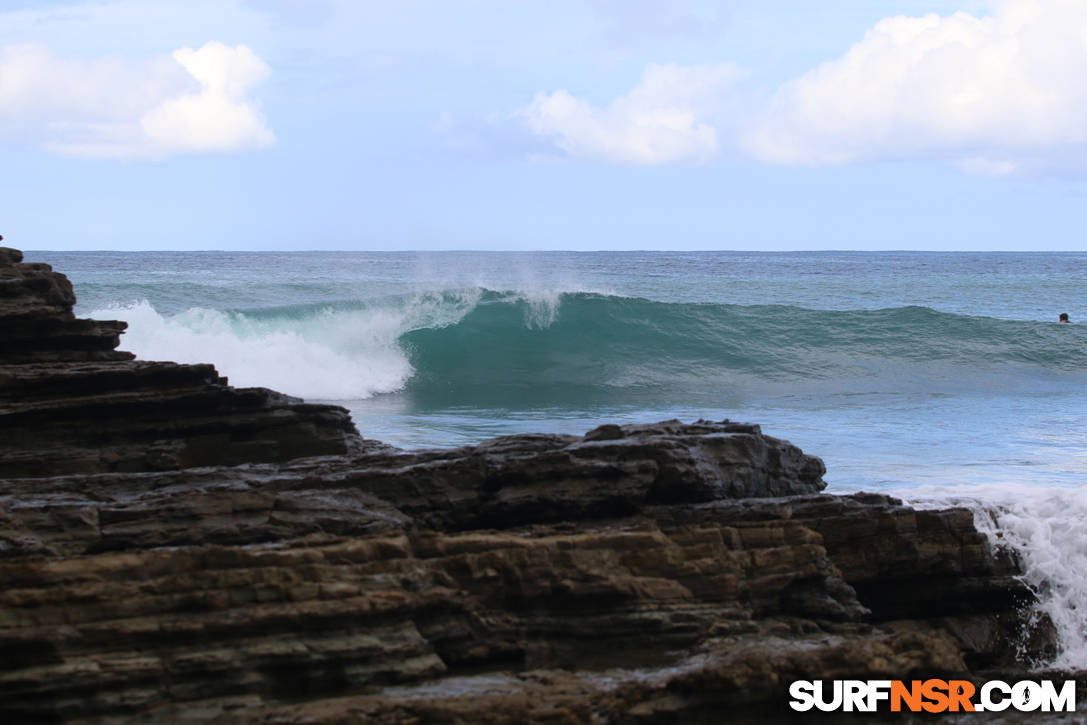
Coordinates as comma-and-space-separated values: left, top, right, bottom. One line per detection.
91, 290, 1087, 403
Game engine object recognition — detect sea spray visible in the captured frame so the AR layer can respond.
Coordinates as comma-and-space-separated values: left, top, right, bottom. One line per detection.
92, 292, 1087, 405
974, 490, 1087, 670
89, 299, 409, 399
89, 289, 482, 399
903, 485, 1087, 670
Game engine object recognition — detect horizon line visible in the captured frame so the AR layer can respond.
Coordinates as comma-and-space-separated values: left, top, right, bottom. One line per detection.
21, 248, 1087, 255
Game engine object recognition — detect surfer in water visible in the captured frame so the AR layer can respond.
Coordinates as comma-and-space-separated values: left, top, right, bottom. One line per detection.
1059, 313, 1070, 323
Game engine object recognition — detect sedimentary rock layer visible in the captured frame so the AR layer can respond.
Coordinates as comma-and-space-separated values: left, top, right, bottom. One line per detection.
0, 421, 1042, 723
0, 246, 131, 364
0, 247, 361, 476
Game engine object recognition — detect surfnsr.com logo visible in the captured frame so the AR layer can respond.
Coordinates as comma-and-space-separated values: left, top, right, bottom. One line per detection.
789, 679, 1076, 713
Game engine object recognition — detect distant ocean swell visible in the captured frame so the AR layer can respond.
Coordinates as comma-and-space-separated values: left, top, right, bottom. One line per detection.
91, 289, 1087, 403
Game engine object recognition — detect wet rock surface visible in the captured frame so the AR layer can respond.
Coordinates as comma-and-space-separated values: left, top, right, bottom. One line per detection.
0, 248, 1058, 723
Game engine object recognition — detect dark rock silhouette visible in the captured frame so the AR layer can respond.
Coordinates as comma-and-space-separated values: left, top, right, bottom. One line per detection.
0, 247, 360, 476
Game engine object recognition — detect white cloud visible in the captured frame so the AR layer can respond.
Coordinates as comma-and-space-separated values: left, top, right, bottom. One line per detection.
518, 62, 741, 165
519, 0, 1087, 174
0, 41, 274, 159
745, 0, 1087, 173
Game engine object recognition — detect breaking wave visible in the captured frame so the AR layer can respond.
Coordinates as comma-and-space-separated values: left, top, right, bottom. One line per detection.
91, 290, 1087, 403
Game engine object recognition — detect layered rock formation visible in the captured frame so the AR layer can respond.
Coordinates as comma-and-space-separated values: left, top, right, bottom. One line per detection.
0, 246, 131, 365
0, 248, 361, 477
0, 247, 1056, 723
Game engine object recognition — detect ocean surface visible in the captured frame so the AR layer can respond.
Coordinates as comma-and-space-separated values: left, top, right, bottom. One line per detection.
30, 249, 1087, 668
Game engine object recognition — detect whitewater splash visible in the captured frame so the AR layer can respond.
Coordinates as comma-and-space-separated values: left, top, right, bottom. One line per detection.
89, 288, 567, 400
904, 485, 1087, 671
91, 299, 411, 399
92, 291, 1087, 404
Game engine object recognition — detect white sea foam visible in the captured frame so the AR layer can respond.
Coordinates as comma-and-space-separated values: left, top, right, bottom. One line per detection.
88, 290, 483, 400
901, 483, 1087, 670
87, 287, 583, 400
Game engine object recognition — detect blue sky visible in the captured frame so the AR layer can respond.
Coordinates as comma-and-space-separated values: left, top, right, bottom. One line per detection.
2, 0, 1085, 251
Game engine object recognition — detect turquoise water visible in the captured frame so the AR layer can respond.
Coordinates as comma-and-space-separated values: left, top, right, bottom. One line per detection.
27, 249, 1087, 667
30, 249, 1087, 492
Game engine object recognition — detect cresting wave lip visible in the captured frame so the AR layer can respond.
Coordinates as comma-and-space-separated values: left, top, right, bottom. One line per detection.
90, 289, 1087, 404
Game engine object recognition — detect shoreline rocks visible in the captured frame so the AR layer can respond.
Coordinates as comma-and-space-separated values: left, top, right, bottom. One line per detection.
0, 247, 1062, 723
0, 248, 361, 477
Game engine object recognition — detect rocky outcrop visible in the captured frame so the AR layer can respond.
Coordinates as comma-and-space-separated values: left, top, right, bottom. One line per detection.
0, 247, 131, 365
0, 247, 362, 477
0, 423, 1046, 724
0, 419, 825, 558
0, 247, 1057, 723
